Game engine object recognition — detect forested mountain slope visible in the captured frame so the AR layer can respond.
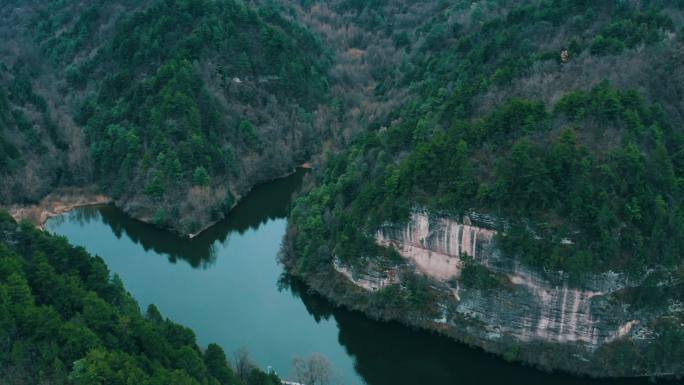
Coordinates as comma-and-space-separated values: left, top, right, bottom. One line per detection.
279, 0, 451, 148
0, 211, 281, 384
285, 0, 684, 377
1, 0, 329, 234
3, 0, 684, 379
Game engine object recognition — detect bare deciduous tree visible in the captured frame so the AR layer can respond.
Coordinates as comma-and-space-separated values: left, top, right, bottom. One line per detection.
233, 346, 254, 381
291, 353, 339, 385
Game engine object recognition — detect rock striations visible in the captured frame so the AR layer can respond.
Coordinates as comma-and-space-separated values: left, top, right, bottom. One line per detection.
332, 210, 679, 375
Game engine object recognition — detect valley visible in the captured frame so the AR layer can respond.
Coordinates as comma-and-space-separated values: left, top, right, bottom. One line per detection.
1, 0, 683, 383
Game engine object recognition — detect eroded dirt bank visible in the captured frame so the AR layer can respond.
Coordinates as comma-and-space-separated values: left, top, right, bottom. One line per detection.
6, 187, 112, 229
6, 165, 312, 238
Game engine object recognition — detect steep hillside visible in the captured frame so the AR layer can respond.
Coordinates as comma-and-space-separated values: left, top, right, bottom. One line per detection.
0, 1, 137, 204
285, 0, 684, 377
0, 0, 329, 234
279, 0, 450, 146
0, 211, 281, 385
0, 51, 91, 204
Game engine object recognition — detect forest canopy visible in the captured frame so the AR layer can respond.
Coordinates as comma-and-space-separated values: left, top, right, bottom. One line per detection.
1, 0, 331, 233
288, 0, 684, 278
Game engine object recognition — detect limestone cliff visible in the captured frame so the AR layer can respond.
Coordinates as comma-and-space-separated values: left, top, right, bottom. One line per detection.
331, 210, 682, 376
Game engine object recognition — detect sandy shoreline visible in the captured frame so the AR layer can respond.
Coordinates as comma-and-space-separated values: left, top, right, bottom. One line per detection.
5, 188, 112, 230
6, 163, 312, 236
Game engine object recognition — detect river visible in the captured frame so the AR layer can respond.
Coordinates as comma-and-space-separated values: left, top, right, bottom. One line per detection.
45, 169, 654, 385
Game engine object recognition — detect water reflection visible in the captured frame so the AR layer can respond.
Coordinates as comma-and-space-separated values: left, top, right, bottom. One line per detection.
281, 275, 656, 385
63, 169, 307, 268
47, 204, 102, 228
48, 167, 663, 385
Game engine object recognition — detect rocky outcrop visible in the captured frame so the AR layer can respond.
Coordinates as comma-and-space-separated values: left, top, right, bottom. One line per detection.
333, 257, 399, 291
334, 211, 668, 354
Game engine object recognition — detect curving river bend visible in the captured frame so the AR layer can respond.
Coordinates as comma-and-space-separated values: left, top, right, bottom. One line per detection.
46, 169, 653, 385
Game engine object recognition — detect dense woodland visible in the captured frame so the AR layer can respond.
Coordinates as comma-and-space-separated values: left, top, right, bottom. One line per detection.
0, 211, 281, 384
60, 0, 328, 191
1, 0, 329, 233
289, 0, 684, 279
295, 84, 684, 275
0, 61, 84, 203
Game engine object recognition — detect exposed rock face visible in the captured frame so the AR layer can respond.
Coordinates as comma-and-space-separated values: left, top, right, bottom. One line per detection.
337, 211, 654, 351
376, 212, 495, 281
333, 258, 399, 291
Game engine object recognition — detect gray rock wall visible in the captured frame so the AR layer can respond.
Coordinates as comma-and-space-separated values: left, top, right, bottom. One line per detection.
350, 211, 650, 350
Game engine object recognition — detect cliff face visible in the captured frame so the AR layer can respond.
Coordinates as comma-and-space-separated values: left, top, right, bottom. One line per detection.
334, 211, 679, 372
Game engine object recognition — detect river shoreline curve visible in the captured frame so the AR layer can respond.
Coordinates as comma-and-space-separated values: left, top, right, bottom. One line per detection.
7, 187, 112, 229
6, 164, 313, 238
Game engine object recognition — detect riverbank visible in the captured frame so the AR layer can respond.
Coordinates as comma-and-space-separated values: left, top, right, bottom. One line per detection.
187, 164, 312, 239
6, 187, 112, 229
6, 164, 313, 239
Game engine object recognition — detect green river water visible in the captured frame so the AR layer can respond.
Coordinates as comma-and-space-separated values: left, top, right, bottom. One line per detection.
45, 169, 656, 385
